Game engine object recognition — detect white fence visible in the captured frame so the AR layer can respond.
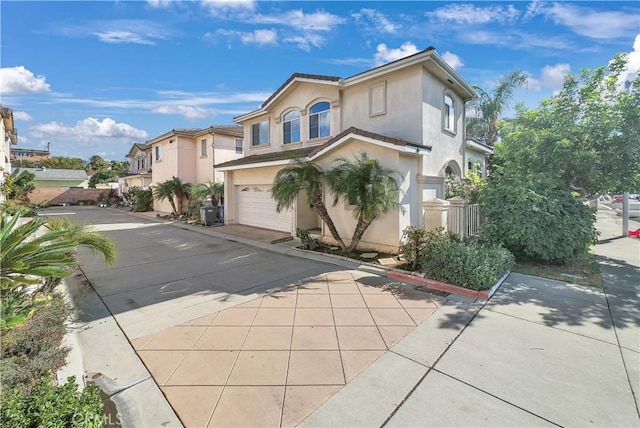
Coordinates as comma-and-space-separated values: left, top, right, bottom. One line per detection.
447, 201, 480, 238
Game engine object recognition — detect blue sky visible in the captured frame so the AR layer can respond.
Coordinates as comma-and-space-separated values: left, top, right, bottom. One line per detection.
1, 1, 638, 161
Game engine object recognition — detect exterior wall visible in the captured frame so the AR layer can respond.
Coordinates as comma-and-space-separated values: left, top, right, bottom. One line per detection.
296, 190, 319, 230
242, 82, 341, 156
127, 146, 151, 175
10, 150, 50, 162
32, 179, 87, 188
223, 165, 284, 226
421, 71, 465, 178
465, 147, 488, 177
212, 134, 243, 183
30, 187, 107, 205
175, 136, 197, 183
341, 66, 423, 143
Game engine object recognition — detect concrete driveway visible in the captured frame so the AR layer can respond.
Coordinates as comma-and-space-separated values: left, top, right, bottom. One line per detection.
42, 207, 343, 340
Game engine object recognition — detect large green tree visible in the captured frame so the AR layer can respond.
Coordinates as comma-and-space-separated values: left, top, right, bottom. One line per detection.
326, 152, 403, 252
495, 53, 640, 196
466, 71, 528, 146
272, 160, 347, 250
88, 170, 118, 188
85, 155, 110, 172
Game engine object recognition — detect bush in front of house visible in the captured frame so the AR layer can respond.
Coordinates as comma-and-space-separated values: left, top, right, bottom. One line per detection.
132, 189, 153, 212
0, 200, 40, 217
479, 169, 598, 264
1, 375, 105, 428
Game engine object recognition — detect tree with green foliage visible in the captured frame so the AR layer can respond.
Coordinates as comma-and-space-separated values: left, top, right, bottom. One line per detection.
495, 54, 640, 196
2, 169, 36, 202
41, 156, 86, 170
466, 71, 528, 146
272, 160, 347, 250
152, 177, 191, 216
88, 170, 118, 188
326, 152, 403, 252
110, 160, 131, 175
85, 155, 110, 172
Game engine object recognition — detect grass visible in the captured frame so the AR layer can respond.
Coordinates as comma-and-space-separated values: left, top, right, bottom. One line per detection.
511, 253, 603, 287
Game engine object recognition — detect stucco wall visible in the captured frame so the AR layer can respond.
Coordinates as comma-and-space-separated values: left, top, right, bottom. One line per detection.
212, 134, 243, 183
341, 66, 423, 143
30, 187, 108, 205
33, 179, 87, 188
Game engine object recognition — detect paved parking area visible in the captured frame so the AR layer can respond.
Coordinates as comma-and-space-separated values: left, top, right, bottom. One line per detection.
131, 270, 444, 427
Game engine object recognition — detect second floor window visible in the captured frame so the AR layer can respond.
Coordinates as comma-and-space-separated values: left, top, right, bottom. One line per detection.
252, 120, 269, 146
235, 138, 243, 154
201, 139, 207, 156
283, 110, 300, 144
309, 101, 330, 139
155, 145, 162, 161
136, 155, 145, 171
444, 94, 455, 132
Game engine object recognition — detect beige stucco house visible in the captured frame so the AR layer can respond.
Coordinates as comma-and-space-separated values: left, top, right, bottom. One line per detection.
465, 138, 494, 178
216, 47, 477, 252
126, 126, 244, 212
121, 142, 153, 196
1, 105, 18, 202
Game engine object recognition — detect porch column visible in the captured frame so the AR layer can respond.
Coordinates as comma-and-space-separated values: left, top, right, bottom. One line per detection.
422, 198, 450, 232
447, 196, 468, 238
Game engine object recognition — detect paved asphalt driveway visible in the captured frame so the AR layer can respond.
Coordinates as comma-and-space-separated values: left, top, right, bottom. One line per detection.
41, 207, 342, 340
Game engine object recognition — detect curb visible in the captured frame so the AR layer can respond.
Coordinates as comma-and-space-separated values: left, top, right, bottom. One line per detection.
387, 271, 511, 301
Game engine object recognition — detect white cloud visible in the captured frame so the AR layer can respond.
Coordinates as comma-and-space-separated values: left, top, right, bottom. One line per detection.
541, 3, 638, 39
146, 0, 172, 8
31, 117, 148, 144
352, 9, 398, 34
525, 63, 571, 93
249, 9, 345, 31
13, 111, 33, 121
461, 30, 575, 50
152, 105, 212, 120
0, 66, 51, 94
427, 4, 520, 24
216, 28, 277, 46
202, 0, 256, 18
53, 20, 170, 45
621, 34, 640, 89
441, 51, 464, 71
283, 33, 325, 52
374, 42, 419, 66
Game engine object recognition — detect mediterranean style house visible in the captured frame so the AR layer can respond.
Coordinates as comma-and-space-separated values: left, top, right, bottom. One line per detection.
123, 126, 244, 212
215, 47, 477, 252
1, 105, 18, 202
465, 138, 493, 178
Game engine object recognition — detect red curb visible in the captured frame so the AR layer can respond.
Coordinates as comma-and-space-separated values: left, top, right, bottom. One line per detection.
387, 271, 490, 300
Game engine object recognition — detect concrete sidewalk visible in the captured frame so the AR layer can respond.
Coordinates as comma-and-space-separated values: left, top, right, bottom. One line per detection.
301, 209, 640, 427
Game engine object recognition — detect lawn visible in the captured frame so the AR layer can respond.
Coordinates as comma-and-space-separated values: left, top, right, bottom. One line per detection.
511, 253, 603, 287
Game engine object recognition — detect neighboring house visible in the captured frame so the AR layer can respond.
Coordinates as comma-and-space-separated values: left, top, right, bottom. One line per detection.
126, 125, 244, 212
21, 167, 89, 204
1, 105, 18, 202
216, 47, 477, 252
120, 142, 153, 196
465, 138, 494, 178
10, 147, 50, 162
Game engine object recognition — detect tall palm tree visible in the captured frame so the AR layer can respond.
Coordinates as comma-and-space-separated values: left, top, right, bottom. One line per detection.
326, 152, 403, 252
170, 177, 191, 215
152, 179, 179, 216
272, 159, 347, 250
466, 71, 528, 146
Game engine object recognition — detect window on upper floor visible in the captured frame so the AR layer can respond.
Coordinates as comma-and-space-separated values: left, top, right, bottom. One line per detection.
283, 110, 301, 144
235, 138, 243, 154
444, 94, 455, 133
252, 120, 269, 146
155, 145, 162, 161
309, 102, 330, 139
137, 155, 146, 171
201, 139, 207, 157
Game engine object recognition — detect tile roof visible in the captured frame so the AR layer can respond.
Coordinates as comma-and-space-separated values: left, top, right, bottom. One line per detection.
261, 73, 342, 108
146, 125, 244, 144
214, 127, 430, 169
20, 167, 88, 181
205, 125, 244, 138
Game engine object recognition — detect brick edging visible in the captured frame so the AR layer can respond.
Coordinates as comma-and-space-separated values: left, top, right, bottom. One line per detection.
387, 271, 510, 301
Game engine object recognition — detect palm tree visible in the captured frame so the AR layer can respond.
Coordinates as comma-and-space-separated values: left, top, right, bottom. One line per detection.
326, 152, 403, 252
170, 177, 191, 215
466, 71, 528, 146
153, 179, 179, 216
272, 159, 347, 250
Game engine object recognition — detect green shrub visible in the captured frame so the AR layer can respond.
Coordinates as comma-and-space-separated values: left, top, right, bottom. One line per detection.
1, 294, 72, 395
1, 375, 105, 428
0, 201, 39, 217
132, 189, 153, 212
418, 228, 514, 290
399, 227, 431, 271
296, 228, 320, 250
480, 170, 598, 264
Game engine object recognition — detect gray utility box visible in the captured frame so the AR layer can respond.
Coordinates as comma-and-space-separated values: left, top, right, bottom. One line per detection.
200, 206, 216, 226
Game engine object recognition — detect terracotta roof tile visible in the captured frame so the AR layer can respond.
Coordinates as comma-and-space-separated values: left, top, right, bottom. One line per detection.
215, 147, 316, 168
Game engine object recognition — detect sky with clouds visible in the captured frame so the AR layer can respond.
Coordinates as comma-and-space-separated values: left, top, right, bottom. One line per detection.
1, 1, 638, 161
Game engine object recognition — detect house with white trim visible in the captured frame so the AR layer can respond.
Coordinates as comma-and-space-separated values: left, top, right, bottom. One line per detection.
1, 105, 18, 203
215, 47, 477, 252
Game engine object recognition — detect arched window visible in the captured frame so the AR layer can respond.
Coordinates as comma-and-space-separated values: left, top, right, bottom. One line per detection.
444, 94, 455, 132
283, 110, 300, 144
309, 102, 330, 139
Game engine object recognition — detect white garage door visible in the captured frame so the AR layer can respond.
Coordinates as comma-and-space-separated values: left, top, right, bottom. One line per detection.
236, 185, 292, 232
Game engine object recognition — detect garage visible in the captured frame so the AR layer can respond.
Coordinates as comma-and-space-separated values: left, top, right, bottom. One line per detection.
235, 185, 292, 232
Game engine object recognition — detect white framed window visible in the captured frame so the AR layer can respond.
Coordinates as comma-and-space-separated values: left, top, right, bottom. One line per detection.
444, 94, 455, 132
235, 138, 243, 154
136, 154, 146, 171
201, 139, 207, 157
155, 145, 162, 161
283, 110, 301, 144
309, 102, 330, 139
251, 120, 269, 146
